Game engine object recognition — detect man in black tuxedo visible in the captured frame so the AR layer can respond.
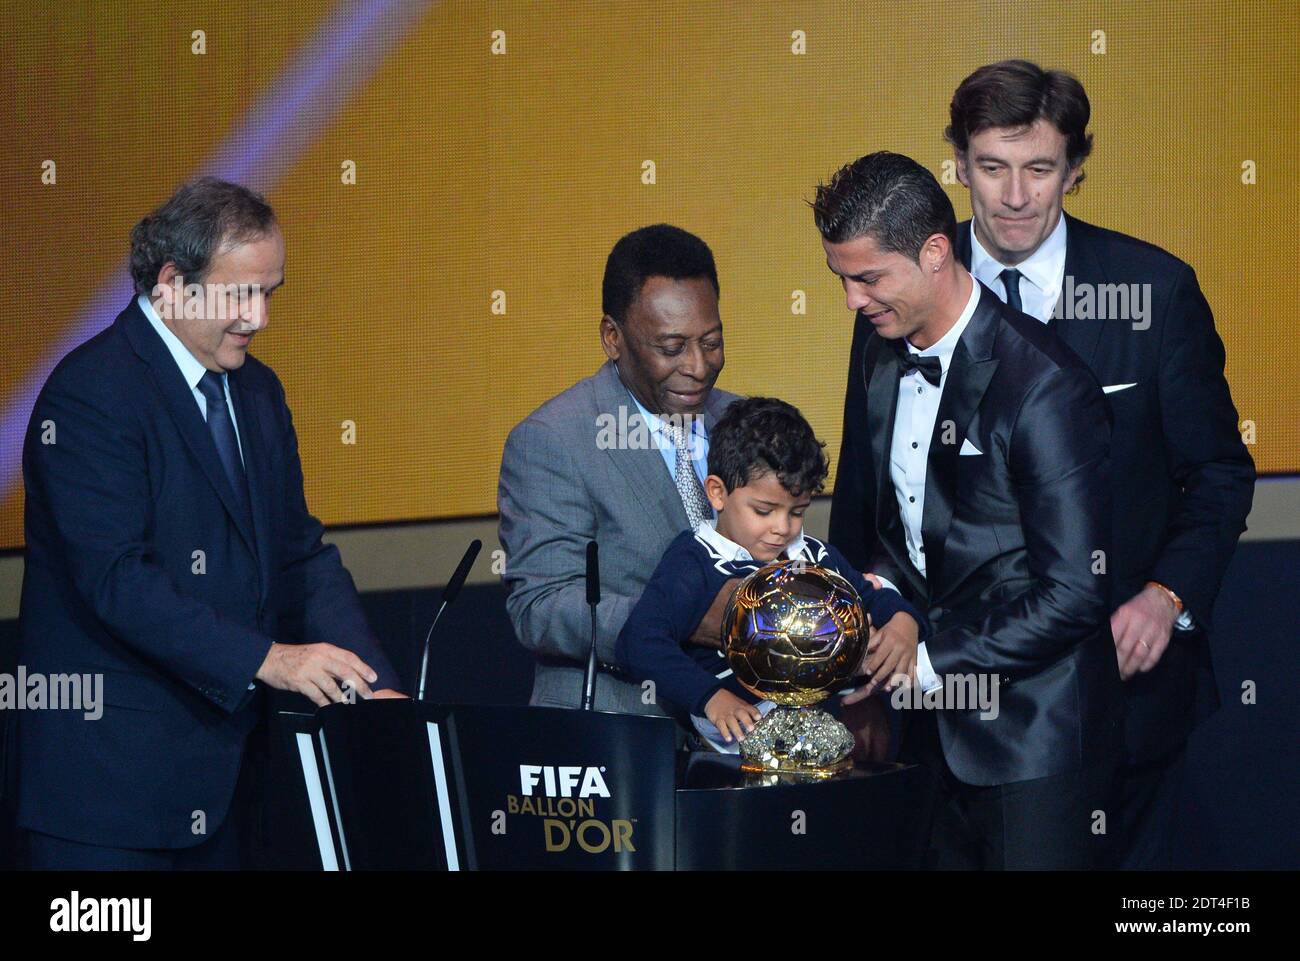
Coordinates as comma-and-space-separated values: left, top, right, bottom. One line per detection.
934, 60, 1253, 868
18, 178, 405, 869
819, 151, 1122, 869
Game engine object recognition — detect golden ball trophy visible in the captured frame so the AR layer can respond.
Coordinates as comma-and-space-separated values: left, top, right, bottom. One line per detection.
722, 560, 867, 777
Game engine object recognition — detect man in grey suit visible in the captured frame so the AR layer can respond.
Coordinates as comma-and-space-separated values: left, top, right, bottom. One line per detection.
498, 225, 739, 717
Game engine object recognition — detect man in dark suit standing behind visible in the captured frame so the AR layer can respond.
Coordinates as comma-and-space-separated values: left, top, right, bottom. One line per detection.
18, 178, 404, 870
821, 152, 1122, 869
935, 61, 1253, 868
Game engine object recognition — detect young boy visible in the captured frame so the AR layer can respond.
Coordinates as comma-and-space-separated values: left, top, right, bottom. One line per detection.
615, 396, 928, 751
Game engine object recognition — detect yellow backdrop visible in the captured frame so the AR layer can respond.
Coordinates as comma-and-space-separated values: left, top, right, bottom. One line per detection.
2, 0, 1295, 548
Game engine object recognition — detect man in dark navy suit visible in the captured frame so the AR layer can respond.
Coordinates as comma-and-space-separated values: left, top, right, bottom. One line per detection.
18, 178, 405, 869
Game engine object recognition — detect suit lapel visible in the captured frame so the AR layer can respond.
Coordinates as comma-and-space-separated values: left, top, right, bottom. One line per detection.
700, 386, 730, 434
229, 368, 272, 596
954, 220, 973, 272
862, 332, 927, 600
592, 361, 690, 530
1053, 213, 1106, 365
123, 302, 259, 558
920, 288, 1000, 593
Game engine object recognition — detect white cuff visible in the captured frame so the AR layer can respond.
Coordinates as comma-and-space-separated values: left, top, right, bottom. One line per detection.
873, 574, 901, 596
915, 641, 943, 693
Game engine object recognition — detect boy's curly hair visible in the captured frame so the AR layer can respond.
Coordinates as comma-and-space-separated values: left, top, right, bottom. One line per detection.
707, 397, 828, 499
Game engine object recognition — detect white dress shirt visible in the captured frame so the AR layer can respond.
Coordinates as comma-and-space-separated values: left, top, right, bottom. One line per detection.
890, 277, 982, 576
139, 294, 244, 464
883, 277, 981, 693
969, 214, 1067, 324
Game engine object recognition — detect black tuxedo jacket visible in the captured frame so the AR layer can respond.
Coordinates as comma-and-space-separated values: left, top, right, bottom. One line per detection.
18, 299, 399, 849
954, 215, 1254, 764
830, 282, 1123, 786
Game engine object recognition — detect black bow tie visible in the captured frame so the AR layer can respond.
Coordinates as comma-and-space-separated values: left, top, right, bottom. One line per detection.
891, 340, 943, 386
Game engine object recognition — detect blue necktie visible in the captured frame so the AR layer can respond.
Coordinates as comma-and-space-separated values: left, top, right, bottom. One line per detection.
197, 371, 248, 506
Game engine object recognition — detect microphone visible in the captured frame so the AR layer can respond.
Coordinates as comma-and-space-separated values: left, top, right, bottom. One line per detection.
582, 541, 600, 710
442, 539, 480, 606
586, 540, 601, 606
416, 539, 482, 701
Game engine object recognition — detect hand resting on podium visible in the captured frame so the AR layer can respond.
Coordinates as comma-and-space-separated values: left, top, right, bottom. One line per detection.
256, 641, 407, 706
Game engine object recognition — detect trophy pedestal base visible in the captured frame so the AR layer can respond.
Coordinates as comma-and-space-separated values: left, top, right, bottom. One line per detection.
738, 756, 854, 780
737, 704, 856, 778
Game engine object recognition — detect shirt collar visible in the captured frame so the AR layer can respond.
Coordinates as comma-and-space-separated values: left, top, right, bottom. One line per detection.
694, 518, 806, 564
904, 273, 982, 373
138, 294, 212, 393
969, 213, 1068, 295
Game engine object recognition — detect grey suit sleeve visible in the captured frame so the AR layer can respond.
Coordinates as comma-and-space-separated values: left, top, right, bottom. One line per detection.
498, 416, 634, 663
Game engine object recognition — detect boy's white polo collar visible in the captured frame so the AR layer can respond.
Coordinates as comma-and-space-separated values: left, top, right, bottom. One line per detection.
693, 519, 806, 564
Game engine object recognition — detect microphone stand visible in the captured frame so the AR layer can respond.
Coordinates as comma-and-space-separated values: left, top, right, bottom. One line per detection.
417, 539, 482, 702
582, 540, 600, 711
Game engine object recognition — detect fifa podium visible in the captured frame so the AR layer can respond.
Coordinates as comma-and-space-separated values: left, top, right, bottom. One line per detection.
273, 699, 933, 870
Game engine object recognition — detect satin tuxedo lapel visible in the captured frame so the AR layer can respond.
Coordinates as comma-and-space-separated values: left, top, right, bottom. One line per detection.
862, 331, 927, 600
123, 303, 258, 560
920, 287, 1000, 594
591, 360, 691, 531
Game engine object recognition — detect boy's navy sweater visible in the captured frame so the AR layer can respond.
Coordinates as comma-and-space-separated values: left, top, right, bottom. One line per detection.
615, 527, 930, 718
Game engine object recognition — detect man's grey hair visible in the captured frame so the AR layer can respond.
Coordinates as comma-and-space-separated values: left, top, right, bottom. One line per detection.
129, 177, 277, 295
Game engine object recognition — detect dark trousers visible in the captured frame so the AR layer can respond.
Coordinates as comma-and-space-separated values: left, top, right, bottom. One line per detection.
1116, 748, 1187, 870
902, 711, 1118, 870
